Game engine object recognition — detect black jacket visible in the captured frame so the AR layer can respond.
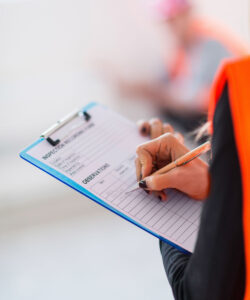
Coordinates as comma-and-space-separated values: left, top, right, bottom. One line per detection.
160, 84, 245, 300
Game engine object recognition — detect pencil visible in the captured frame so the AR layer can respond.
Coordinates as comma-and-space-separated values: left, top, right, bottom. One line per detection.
126, 141, 211, 193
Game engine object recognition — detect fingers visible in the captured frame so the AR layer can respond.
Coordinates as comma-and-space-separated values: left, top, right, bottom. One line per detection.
135, 153, 166, 201
135, 125, 187, 199
137, 120, 150, 136
141, 188, 167, 201
136, 132, 182, 182
174, 132, 184, 144
143, 169, 179, 191
137, 118, 174, 139
162, 123, 174, 134
153, 190, 167, 201
149, 118, 163, 139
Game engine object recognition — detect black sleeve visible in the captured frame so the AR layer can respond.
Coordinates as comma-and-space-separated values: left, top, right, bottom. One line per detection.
160, 84, 245, 300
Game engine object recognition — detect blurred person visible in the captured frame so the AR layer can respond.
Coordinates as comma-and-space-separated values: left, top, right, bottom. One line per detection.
117, 0, 248, 132
134, 56, 250, 299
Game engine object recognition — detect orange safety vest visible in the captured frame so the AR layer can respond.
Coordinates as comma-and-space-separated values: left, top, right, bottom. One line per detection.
208, 56, 250, 300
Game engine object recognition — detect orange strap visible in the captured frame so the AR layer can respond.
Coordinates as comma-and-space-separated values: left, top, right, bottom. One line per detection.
208, 56, 250, 300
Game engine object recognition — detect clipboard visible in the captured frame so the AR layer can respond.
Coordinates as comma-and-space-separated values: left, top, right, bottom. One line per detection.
20, 102, 201, 254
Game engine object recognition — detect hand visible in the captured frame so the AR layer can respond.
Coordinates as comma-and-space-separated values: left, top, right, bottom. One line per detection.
137, 118, 184, 143
136, 118, 184, 200
135, 120, 209, 201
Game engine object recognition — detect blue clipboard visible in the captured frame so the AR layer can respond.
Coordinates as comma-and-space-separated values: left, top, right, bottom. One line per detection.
19, 102, 190, 255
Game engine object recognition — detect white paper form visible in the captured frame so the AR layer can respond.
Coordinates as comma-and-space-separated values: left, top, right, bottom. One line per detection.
27, 104, 202, 252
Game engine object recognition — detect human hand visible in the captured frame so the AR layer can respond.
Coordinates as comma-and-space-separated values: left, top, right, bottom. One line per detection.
135, 122, 209, 201
137, 118, 184, 143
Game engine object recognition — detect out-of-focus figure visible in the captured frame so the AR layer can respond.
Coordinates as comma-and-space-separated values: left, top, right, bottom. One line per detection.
117, 0, 248, 132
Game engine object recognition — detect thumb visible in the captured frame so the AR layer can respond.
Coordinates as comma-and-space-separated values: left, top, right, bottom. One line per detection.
144, 170, 179, 191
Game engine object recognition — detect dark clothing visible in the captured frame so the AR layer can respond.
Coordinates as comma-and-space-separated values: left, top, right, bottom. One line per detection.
162, 110, 207, 133
160, 84, 245, 300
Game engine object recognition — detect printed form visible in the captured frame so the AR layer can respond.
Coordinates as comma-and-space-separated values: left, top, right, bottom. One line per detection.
27, 105, 202, 252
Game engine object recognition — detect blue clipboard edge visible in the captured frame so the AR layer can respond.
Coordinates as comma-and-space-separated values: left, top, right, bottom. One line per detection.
19, 102, 190, 255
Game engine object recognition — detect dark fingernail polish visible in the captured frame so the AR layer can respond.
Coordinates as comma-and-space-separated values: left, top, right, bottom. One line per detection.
158, 196, 162, 200
141, 127, 147, 134
139, 180, 147, 189
144, 190, 150, 194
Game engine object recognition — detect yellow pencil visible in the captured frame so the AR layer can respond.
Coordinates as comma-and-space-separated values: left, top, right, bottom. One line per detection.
126, 141, 211, 193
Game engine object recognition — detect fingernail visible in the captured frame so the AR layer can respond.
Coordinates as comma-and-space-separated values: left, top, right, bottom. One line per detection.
139, 180, 147, 189
158, 196, 162, 201
144, 190, 150, 194
141, 127, 147, 134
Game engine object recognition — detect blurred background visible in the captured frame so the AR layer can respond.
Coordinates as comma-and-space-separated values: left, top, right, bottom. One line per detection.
0, 0, 249, 299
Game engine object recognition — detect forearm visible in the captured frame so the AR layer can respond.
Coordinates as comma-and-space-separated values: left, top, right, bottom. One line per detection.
160, 241, 191, 300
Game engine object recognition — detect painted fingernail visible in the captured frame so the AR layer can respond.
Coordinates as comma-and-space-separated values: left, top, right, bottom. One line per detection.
141, 127, 147, 134
158, 196, 162, 201
139, 180, 147, 189
144, 190, 150, 194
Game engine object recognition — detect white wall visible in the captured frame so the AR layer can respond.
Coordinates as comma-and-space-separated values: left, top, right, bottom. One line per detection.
195, 0, 249, 42
0, 0, 249, 80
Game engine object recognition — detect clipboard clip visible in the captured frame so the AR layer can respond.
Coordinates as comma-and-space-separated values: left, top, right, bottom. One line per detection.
41, 109, 91, 146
